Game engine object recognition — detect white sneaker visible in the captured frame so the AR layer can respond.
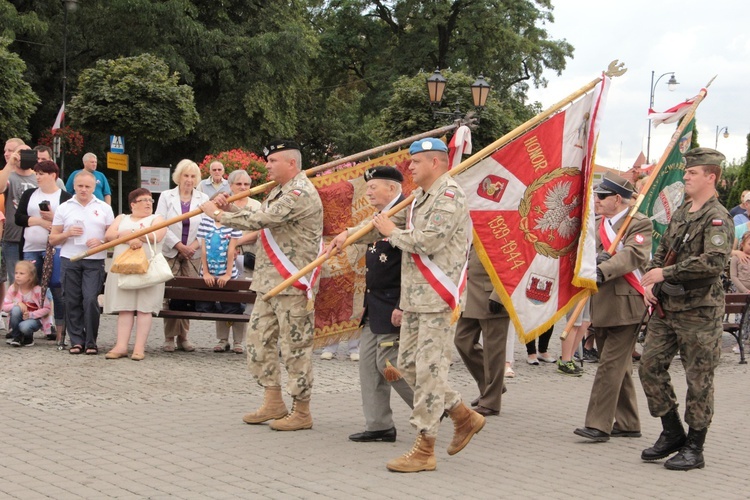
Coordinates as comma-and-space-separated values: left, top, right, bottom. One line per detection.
320, 351, 335, 360
349, 352, 360, 361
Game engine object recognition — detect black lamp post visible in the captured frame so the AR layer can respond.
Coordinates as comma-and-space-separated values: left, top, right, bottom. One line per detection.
58, 0, 79, 176
426, 69, 491, 122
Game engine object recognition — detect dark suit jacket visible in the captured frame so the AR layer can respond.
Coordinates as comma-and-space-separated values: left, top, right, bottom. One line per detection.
361, 195, 404, 334
461, 247, 507, 320
591, 212, 652, 327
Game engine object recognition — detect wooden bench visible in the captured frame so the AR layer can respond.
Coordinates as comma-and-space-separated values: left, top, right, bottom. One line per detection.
157, 276, 256, 323
723, 293, 749, 365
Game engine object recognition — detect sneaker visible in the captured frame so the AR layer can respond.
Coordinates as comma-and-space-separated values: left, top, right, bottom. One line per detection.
527, 355, 539, 365
320, 351, 336, 360
4, 332, 11, 339
583, 348, 599, 363
22, 340, 34, 347
557, 358, 582, 377
538, 352, 556, 363
9, 340, 21, 347
349, 352, 360, 361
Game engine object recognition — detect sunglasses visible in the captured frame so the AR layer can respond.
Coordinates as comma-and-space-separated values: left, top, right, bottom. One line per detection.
595, 192, 616, 200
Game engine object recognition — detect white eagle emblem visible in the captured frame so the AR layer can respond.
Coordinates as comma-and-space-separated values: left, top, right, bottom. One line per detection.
534, 181, 580, 240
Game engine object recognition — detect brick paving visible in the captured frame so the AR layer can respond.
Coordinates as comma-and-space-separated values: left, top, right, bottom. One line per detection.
0, 315, 748, 499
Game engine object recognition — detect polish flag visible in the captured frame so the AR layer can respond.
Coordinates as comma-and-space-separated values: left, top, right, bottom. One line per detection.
648, 92, 703, 128
51, 103, 65, 132
447, 125, 472, 169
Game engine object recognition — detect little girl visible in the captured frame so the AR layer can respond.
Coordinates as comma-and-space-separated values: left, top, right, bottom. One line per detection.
2, 261, 51, 347
730, 231, 750, 293
195, 214, 247, 353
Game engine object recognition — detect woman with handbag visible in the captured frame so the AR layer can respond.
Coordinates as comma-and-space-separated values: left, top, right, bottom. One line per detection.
103, 188, 167, 360
15, 160, 72, 343
154, 160, 209, 352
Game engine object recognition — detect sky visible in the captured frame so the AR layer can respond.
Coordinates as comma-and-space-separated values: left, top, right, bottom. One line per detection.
525, 0, 750, 171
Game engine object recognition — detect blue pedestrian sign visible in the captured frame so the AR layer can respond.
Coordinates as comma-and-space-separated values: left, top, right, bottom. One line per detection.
110, 135, 125, 154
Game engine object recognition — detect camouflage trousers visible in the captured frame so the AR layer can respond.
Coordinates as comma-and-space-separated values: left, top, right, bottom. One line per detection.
398, 310, 461, 437
246, 294, 315, 401
639, 306, 722, 429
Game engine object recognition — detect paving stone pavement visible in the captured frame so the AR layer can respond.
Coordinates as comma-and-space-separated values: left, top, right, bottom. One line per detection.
0, 315, 748, 499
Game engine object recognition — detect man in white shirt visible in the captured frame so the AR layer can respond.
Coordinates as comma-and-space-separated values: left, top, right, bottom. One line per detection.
50, 170, 114, 354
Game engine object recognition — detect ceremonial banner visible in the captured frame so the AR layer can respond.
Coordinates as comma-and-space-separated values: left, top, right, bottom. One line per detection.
638, 118, 694, 254
455, 78, 609, 343
310, 148, 417, 346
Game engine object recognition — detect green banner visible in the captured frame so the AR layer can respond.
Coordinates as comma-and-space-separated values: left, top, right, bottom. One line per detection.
638, 119, 695, 254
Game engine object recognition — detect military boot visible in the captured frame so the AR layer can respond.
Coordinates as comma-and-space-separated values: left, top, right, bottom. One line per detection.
664, 427, 707, 471
242, 386, 288, 424
269, 398, 313, 431
386, 433, 436, 473
446, 401, 485, 455
641, 407, 687, 461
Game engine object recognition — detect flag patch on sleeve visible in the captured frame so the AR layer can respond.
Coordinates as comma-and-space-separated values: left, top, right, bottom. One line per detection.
291, 189, 302, 196
444, 190, 455, 199
711, 219, 723, 226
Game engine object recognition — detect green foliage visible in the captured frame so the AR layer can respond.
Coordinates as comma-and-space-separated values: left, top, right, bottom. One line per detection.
726, 133, 750, 209
0, 37, 39, 141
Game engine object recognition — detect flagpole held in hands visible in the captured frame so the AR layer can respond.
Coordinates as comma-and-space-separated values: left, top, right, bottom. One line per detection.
559, 77, 714, 341
262, 60, 630, 301
69, 125, 461, 262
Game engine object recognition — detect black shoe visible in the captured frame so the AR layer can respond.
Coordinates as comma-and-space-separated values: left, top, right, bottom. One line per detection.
475, 405, 499, 417
348, 427, 397, 442
5, 332, 11, 339
611, 428, 642, 438
574, 427, 610, 442
470, 397, 480, 407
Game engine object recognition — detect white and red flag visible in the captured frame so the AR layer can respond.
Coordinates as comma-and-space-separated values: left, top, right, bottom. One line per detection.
648, 97, 695, 127
448, 125, 472, 169
454, 76, 610, 342
51, 103, 65, 132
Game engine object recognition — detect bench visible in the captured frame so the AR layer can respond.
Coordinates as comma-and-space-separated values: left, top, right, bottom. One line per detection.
723, 293, 749, 365
157, 276, 256, 323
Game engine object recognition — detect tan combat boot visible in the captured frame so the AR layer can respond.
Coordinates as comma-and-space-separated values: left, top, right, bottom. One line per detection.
269, 398, 313, 431
386, 433, 437, 473
446, 401, 485, 455
243, 386, 288, 424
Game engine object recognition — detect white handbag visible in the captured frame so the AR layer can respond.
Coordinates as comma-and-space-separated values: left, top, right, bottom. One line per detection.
118, 233, 173, 290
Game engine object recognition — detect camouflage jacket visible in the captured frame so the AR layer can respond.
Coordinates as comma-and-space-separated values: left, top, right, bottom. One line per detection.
220, 171, 323, 295
353, 172, 470, 313
646, 196, 732, 311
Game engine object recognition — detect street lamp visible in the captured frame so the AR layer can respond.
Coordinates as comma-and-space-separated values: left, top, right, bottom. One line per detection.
715, 126, 729, 149
426, 69, 491, 122
646, 70, 679, 163
59, 0, 79, 176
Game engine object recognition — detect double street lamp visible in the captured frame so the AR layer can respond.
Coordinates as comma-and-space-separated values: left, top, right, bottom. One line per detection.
646, 70, 679, 163
715, 126, 729, 149
426, 69, 491, 122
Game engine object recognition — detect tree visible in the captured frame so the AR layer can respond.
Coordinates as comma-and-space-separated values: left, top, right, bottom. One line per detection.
0, 37, 39, 141
726, 133, 750, 209
67, 53, 199, 180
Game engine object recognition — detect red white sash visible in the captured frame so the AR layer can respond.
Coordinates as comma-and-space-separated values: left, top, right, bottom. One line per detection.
260, 228, 322, 300
407, 197, 470, 311
598, 219, 645, 295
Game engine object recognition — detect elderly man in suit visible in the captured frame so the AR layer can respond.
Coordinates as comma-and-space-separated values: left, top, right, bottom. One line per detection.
574, 171, 652, 442
454, 247, 509, 416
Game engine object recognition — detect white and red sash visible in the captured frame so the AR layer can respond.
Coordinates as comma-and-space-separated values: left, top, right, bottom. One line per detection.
407, 197, 470, 312
598, 219, 645, 295
260, 228, 322, 300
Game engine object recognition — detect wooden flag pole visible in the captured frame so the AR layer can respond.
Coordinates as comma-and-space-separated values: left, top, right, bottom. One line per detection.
559, 78, 714, 341
262, 60, 629, 301
70, 125, 460, 261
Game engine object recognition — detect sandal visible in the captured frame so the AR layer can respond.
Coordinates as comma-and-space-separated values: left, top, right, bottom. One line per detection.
214, 341, 230, 353
232, 344, 244, 354
69, 345, 83, 355
176, 339, 195, 352
85, 347, 99, 355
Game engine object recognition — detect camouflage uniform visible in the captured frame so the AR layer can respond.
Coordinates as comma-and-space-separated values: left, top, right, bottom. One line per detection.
639, 196, 732, 429
220, 171, 323, 401
355, 172, 470, 436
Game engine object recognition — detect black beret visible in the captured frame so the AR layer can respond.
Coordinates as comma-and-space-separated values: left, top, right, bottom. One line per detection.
262, 139, 301, 160
683, 147, 725, 168
364, 166, 403, 183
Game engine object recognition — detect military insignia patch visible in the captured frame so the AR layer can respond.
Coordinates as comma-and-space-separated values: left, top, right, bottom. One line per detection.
444, 190, 455, 199
711, 234, 725, 246
711, 219, 723, 226
634, 234, 644, 244
291, 189, 302, 196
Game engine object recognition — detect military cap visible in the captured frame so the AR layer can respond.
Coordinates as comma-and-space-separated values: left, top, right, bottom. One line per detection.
593, 171, 635, 199
409, 137, 449, 155
683, 147, 725, 168
364, 166, 403, 183
262, 139, 301, 160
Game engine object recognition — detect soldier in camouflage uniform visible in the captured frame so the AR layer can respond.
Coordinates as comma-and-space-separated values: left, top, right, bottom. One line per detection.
202, 140, 323, 432
640, 148, 733, 470
329, 138, 484, 473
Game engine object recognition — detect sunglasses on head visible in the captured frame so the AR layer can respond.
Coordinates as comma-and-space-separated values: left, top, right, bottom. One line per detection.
596, 192, 616, 200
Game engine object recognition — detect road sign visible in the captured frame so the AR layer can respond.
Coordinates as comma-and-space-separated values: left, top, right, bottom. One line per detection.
110, 135, 125, 154
107, 152, 129, 171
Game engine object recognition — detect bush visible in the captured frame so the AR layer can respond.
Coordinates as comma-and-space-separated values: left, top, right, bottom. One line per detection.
199, 149, 268, 199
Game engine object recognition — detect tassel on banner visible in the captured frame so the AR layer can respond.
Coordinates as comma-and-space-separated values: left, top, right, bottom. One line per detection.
383, 358, 402, 382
